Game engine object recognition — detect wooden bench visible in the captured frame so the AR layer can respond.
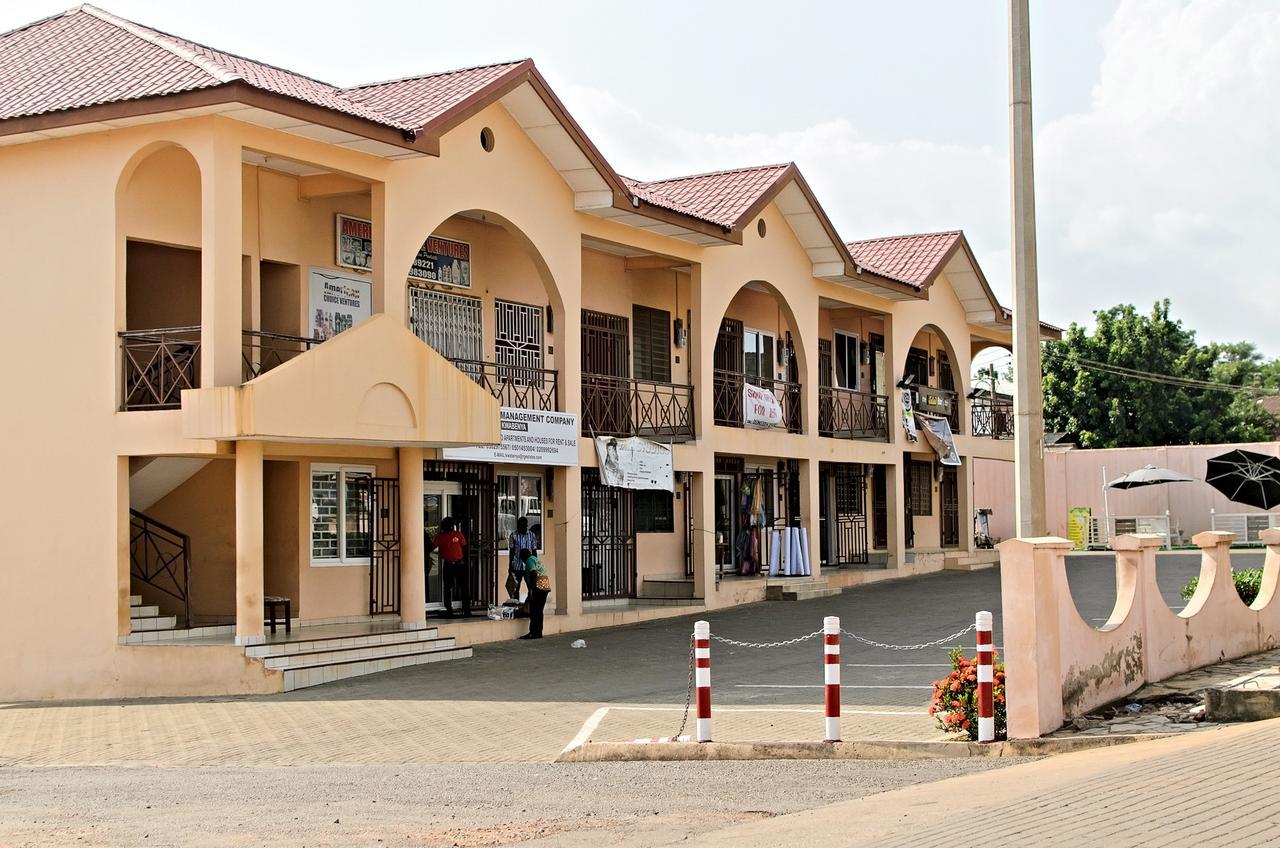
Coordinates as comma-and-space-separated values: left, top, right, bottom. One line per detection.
264, 595, 292, 634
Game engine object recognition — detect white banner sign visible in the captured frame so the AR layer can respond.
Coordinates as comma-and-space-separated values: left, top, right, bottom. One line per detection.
308, 268, 372, 341
743, 383, 784, 429
594, 436, 674, 491
443, 408, 579, 467
900, 388, 919, 442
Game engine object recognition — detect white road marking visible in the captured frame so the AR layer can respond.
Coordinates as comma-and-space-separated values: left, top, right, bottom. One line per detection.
604, 705, 928, 717
563, 706, 609, 754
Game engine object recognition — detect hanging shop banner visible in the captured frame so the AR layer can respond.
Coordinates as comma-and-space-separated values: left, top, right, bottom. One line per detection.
1067, 507, 1092, 551
443, 408, 579, 467
335, 214, 373, 272
916, 413, 961, 466
743, 383, 784, 429
409, 235, 471, 287
308, 267, 372, 341
593, 436, 674, 491
900, 388, 919, 442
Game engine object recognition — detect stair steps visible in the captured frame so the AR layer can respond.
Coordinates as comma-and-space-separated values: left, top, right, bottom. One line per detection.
765, 577, 841, 602
243, 627, 472, 692
638, 575, 696, 600
129, 594, 178, 632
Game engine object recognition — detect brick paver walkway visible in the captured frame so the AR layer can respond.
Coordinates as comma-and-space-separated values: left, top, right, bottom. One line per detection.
692, 717, 1280, 847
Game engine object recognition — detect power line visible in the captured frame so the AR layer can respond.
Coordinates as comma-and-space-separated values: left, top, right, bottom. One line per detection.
1041, 349, 1267, 396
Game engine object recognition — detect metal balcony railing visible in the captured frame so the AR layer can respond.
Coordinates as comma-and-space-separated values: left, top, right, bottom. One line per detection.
449, 358, 559, 411
242, 330, 319, 381
713, 370, 802, 433
971, 395, 1014, 439
581, 373, 695, 442
119, 326, 202, 410
818, 386, 890, 441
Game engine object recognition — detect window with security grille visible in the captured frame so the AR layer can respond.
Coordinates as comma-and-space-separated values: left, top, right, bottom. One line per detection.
632, 305, 671, 383
909, 460, 933, 516
408, 287, 481, 361
634, 489, 674, 533
311, 465, 375, 563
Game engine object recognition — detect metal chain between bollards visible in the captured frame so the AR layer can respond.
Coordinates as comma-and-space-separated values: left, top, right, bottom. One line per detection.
840, 623, 977, 651
672, 634, 695, 741
708, 629, 825, 649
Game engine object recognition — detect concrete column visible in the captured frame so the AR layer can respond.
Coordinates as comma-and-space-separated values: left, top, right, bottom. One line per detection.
997, 536, 1071, 738
958, 460, 974, 554
884, 461, 906, 571
799, 459, 821, 577
116, 456, 132, 638
688, 265, 715, 446
1008, 0, 1047, 537
553, 465, 583, 617
399, 447, 427, 629
690, 468, 716, 601
235, 441, 265, 646
198, 125, 244, 389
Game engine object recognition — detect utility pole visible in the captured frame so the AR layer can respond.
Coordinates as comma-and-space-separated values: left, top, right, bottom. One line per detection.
1009, 0, 1047, 537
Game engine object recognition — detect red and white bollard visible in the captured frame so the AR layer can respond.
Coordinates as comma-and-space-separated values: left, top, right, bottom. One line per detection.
976, 610, 995, 743
694, 620, 712, 743
823, 616, 841, 742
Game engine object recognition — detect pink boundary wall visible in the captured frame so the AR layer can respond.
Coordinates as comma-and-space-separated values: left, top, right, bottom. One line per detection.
998, 528, 1280, 738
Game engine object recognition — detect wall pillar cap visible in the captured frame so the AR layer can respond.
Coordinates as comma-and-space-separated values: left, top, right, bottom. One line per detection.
1260, 528, 1280, 546
996, 536, 1073, 553
1191, 530, 1237, 548
1111, 533, 1166, 551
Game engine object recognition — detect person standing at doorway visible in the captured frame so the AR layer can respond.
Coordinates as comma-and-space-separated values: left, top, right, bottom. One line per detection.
519, 548, 549, 640
434, 517, 469, 617
507, 516, 539, 601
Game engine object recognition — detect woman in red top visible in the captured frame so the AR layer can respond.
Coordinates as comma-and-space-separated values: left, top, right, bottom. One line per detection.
433, 517, 469, 617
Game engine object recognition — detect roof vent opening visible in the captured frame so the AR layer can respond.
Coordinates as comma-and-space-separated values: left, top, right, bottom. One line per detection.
480, 127, 495, 152
757, 218, 767, 238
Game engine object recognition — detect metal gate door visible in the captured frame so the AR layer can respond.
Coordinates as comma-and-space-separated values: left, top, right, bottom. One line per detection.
581, 309, 630, 435
581, 469, 636, 599
941, 465, 959, 547
495, 299, 543, 373
408, 287, 482, 374
713, 318, 744, 425
361, 477, 401, 615
824, 463, 868, 567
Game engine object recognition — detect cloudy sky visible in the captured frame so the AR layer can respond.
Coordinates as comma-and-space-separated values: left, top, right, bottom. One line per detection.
8, 1, 1278, 356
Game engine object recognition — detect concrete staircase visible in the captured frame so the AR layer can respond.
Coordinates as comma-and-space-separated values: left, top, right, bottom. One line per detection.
765, 577, 841, 602
130, 594, 178, 632
943, 550, 999, 571
243, 627, 471, 692
638, 574, 696, 603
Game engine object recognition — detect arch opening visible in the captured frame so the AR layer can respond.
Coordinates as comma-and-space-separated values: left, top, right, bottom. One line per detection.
712, 280, 808, 434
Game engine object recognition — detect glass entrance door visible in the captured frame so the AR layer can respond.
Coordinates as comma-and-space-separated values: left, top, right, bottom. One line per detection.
714, 474, 737, 576
424, 482, 464, 610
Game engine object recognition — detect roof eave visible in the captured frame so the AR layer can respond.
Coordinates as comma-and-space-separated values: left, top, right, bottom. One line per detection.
0, 80, 439, 155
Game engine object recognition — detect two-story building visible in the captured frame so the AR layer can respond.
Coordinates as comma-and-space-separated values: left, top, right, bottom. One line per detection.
0, 6, 1056, 700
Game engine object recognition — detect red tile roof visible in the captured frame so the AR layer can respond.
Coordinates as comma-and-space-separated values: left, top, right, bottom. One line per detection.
625, 164, 792, 229
845, 231, 962, 289
0, 5, 526, 133
344, 61, 528, 131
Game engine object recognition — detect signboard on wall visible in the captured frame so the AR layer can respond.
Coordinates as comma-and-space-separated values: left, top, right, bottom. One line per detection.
409, 235, 472, 287
743, 383, 784, 428
1067, 507, 1091, 550
335, 214, 373, 272
308, 268, 372, 340
900, 388, 919, 442
594, 436, 674, 492
443, 407, 578, 466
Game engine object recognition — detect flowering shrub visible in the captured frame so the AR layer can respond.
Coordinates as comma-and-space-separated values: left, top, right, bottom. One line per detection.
930, 646, 1007, 741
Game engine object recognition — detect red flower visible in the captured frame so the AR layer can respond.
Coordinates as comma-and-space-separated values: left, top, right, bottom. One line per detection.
949, 682, 961, 692
961, 719, 971, 730
928, 706, 935, 716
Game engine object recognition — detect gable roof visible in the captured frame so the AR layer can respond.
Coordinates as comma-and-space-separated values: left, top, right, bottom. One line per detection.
625, 164, 792, 229
846, 231, 963, 290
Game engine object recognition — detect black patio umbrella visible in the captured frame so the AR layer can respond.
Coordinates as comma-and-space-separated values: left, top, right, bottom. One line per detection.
1205, 449, 1280, 510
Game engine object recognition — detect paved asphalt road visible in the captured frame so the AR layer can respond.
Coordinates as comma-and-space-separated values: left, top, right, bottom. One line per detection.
304, 550, 1264, 710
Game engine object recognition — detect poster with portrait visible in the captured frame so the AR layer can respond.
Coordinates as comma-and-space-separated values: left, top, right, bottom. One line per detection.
335, 214, 373, 272
593, 436, 674, 492
308, 268, 372, 341
409, 235, 471, 287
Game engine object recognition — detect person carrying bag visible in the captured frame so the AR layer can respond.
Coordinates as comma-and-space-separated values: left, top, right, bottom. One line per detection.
518, 548, 550, 640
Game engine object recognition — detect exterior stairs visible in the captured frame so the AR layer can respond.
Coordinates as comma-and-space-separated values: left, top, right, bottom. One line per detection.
244, 626, 471, 692
130, 593, 178, 632
638, 574, 697, 603
942, 550, 999, 571
765, 576, 841, 602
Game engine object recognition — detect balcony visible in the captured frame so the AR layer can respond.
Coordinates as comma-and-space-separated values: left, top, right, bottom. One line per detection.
913, 385, 961, 434
818, 386, 889, 441
713, 370, 802, 433
581, 374, 694, 442
120, 327, 321, 411
971, 395, 1014, 439
449, 358, 559, 411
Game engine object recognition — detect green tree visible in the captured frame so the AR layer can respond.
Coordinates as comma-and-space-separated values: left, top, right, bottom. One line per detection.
1041, 300, 1279, 448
